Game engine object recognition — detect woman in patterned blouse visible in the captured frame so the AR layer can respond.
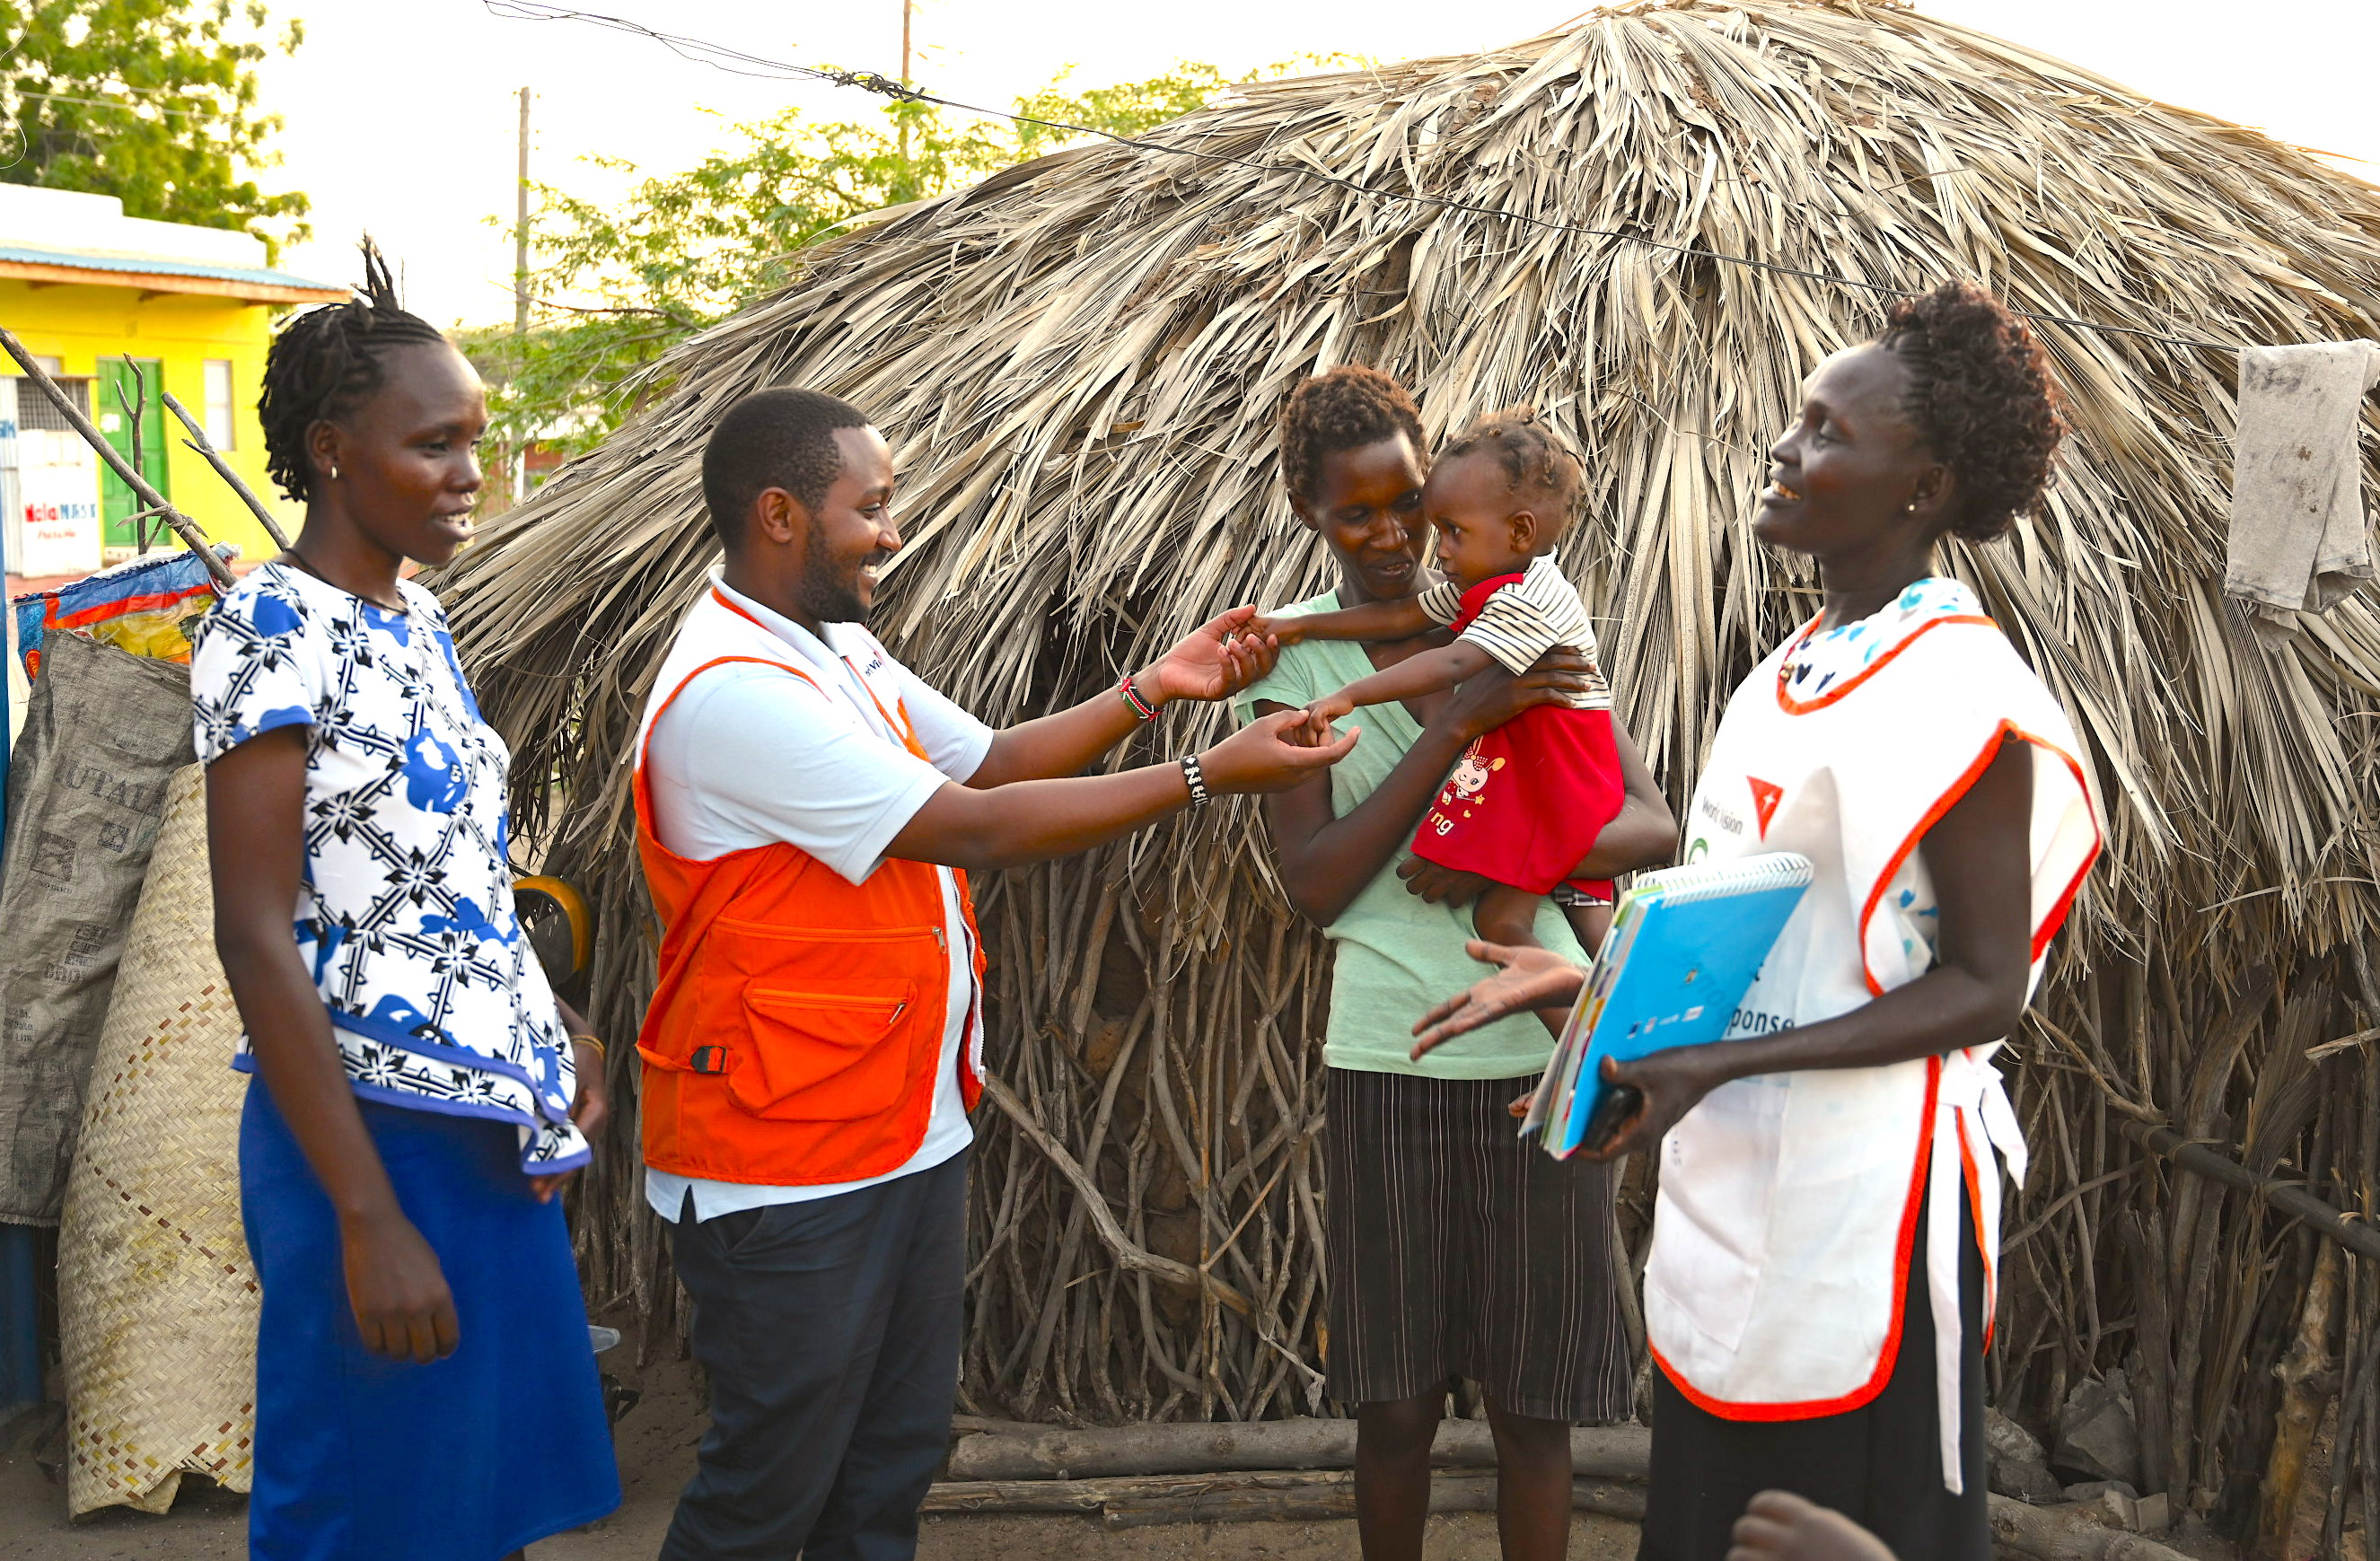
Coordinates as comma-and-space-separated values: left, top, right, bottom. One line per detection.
197, 243, 619, 1560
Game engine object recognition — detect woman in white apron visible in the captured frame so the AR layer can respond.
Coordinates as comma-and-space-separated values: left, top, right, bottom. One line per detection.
1410, 282, 2101, 1560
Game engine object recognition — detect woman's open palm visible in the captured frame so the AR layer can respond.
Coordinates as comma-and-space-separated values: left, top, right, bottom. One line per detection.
1410, 942, 1588, 1057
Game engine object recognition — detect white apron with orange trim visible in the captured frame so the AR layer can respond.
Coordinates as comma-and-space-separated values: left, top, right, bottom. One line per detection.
1644, 579, 2101, 1493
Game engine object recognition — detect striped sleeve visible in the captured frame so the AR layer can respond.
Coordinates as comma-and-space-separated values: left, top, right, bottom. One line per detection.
1415, 577, 1467, 627
1457, 557, 1611, 707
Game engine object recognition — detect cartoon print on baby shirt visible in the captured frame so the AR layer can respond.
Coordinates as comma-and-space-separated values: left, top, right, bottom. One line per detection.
1425, 740, 1506, 837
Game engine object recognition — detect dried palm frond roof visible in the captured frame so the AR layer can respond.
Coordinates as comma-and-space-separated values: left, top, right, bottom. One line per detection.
450, 0, 2380, 967
439, 0, 2380, 1429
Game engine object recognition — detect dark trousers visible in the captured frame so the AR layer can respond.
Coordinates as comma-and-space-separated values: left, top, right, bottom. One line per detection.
661, 1150, 968, 1561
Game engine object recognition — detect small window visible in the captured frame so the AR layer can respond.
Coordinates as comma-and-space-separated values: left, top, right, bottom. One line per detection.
16, 376, 91, 432
203, 359, 236, 451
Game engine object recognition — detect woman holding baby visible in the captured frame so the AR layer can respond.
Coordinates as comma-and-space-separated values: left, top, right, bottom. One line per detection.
1410, 285, 2102, 1561
1234, 366, 1676, 1561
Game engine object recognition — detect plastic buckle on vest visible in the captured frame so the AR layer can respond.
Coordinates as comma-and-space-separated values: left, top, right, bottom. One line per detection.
689, 1045, 728, 1075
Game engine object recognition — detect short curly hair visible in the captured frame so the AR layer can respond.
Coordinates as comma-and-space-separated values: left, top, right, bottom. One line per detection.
1438, 407, 1585, 531
701, 388, 872, 550
259, 237, 451, 504
1876, 281, 2068, 542
1278, 365, 1425, 504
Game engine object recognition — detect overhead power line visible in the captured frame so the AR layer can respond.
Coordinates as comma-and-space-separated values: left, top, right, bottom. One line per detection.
483, 0, 2249, 356
5, 87, 207, 118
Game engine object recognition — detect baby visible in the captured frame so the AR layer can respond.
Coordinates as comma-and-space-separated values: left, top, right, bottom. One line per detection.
1260, 408, 1623, 952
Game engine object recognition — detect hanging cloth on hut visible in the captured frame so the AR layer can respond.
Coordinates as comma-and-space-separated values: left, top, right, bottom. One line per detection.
2225, 339, 2380, 640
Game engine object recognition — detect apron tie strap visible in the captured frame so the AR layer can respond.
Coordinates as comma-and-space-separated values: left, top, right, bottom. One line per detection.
1928, 1045, 2026, 1495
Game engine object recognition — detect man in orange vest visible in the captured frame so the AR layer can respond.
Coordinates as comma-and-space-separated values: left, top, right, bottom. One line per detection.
633, 388, 1352, 1559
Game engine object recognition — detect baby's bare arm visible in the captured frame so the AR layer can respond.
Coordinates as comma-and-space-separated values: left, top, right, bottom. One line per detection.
1260, 596, 1436, 645
1313, 639, 1501, 715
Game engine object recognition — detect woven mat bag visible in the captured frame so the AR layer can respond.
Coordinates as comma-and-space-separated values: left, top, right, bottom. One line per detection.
1, 629, 197, 1223
58, 763, 258, 1515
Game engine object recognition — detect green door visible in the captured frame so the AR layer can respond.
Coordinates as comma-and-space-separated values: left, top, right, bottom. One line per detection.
96, 358, 171, 549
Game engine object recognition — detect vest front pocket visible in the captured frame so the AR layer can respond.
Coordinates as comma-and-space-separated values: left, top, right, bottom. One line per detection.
732, 980, 922, 1120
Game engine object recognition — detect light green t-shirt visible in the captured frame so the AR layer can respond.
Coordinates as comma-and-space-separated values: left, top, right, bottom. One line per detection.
1234, 590, 1586, 1080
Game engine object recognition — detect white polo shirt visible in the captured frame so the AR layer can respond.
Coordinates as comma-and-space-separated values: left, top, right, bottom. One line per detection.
639, 575, 994, 1222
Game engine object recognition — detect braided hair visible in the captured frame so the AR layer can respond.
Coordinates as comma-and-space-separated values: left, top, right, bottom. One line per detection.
1876, 282, 2068, 542
1438, 407, 1585, 530
259, 238, 451, 504
1278, 365, 1426, 504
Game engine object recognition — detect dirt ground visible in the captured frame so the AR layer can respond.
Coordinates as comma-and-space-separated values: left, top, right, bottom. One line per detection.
0, 1350, 1640, 1561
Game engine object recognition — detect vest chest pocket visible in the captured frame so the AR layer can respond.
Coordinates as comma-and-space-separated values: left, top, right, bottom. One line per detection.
731, 979, 923, 1120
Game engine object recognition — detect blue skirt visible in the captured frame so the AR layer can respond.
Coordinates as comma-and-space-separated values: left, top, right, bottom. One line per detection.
241, 1082, 621, 1560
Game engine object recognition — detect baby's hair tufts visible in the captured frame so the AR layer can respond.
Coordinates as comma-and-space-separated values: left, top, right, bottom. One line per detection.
1439, 407, 1585, 527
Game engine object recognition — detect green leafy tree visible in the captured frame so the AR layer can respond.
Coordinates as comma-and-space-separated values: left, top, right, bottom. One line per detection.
461, 107, 1011, 485
0, 1, 309, 259
1009, 61, 1240, 157
465, 60, 1348, 485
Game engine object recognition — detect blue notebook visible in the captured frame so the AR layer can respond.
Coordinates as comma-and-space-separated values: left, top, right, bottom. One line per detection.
1523, 852, 1814, 1158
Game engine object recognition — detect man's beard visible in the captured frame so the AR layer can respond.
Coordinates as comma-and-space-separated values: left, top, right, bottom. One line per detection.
795, 528, 873, 625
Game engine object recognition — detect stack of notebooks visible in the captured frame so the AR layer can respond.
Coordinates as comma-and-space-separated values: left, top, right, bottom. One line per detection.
1523, 852, 1814, 1158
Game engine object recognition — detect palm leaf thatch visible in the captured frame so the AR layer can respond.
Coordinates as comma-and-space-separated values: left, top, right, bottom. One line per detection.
442, 0, 2380, 1526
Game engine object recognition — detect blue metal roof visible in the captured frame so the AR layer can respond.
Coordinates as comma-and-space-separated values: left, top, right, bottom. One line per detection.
0, 243, 344, 294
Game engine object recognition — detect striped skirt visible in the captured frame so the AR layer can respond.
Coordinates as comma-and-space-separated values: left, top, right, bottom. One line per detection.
1322, 1066, 1633, 1423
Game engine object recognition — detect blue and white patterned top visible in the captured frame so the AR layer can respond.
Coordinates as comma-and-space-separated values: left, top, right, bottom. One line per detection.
1778, 576, 1981, 704
189, 563, 587, 1173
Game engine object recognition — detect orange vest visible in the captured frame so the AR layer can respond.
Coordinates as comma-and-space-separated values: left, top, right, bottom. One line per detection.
633, 590, 984, 1187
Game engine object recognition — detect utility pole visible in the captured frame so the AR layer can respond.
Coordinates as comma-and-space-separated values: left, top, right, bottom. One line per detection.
514, 86, 531, 338
513, 86, 531, 506
898, 0, 913, 163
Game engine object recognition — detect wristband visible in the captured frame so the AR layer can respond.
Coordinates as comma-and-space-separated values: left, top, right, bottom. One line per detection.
1119, 675, 1160, 722
1180, 753, 1212, 808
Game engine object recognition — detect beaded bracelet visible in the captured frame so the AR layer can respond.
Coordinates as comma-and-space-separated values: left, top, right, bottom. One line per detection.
1180, 753, 1212, 808
1118, 675, 1159, 722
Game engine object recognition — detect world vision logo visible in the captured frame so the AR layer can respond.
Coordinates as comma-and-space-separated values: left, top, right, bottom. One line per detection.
1746, 777, 1784, 839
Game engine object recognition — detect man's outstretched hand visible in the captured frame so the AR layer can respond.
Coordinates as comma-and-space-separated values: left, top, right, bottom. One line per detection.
1297, 690, 1356, 745
1201, 708, 1360, 793
1138, 606, 1280, 705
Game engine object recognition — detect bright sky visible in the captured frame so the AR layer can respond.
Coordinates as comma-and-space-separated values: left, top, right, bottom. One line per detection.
258, 1, 2380, 329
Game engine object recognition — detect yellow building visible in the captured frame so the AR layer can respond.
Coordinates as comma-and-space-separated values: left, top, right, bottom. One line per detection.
1, 184, 345, 575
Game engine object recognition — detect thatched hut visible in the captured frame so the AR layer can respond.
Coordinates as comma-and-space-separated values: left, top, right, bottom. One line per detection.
442, 0, 2380, 1532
